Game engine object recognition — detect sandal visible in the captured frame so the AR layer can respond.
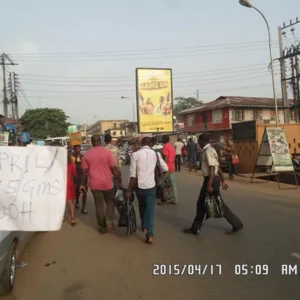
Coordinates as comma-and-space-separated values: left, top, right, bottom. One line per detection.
71, 221, 77, 227
81, 210, 88, 215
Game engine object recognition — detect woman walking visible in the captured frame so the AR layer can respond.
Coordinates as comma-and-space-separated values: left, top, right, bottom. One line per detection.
224, 139, 235, 180
66, 152, 78, 226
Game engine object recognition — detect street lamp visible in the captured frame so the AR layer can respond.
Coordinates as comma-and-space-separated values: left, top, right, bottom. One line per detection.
239, 0, 279, 126
121, 96, 137, 133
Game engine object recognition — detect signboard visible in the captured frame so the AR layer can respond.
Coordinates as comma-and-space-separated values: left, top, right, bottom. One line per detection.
0, 146, 67, 231
232, 121, 256, 141
253, 127, 294, 173
136, 68, 174, 133
265, 127, 294, 172
0, 132, 9, 146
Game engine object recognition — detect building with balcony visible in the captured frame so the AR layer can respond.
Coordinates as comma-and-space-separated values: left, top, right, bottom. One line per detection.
87, 119, 128, 136
178, 96, 293, 143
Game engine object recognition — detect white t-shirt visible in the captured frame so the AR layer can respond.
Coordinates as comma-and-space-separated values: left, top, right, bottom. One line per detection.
174, 141, 184, 155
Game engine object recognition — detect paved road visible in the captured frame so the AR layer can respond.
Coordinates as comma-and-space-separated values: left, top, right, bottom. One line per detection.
4, 167, 300, 300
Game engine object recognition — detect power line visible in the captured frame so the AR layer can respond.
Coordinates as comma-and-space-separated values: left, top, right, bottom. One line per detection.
23, 81, 281, 99
10, 38, 298, 58
11, 47, 282, 63
18, 62, 279, 81
19, 71, 279, 89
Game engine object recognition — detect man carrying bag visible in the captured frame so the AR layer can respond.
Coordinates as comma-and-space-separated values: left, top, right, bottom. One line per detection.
183, 134, 243, 236
127, 137, 168, 244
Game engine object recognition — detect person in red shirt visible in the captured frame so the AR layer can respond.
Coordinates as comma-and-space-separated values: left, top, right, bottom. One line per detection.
162, 135, 179, 204
80, 135, 122, 234
66, 152, 78, 226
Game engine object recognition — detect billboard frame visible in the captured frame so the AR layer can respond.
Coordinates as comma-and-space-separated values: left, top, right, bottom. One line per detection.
135, 67, 175, 134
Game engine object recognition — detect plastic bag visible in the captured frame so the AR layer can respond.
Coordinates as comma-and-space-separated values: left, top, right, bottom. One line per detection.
205, 194, 224, 219
158, 178, 173, 202
232, 155, 240, 165
115, 189, 136, 235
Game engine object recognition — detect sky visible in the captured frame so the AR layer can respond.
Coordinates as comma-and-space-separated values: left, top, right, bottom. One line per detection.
0, 0, 299, 125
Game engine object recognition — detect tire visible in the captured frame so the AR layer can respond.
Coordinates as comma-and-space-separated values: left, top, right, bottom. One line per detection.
1, 241, 17, 295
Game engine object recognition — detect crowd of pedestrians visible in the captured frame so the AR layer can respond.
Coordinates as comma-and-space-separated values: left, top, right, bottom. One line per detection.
65, 133, 243, 245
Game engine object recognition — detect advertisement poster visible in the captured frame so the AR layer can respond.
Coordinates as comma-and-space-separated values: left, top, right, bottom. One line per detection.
136, 68, 174, 133
0, 132, 9, 146
266, 127, 294, 172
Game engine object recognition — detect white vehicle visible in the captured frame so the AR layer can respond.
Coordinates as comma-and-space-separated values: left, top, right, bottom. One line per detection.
44, 137, 70, 148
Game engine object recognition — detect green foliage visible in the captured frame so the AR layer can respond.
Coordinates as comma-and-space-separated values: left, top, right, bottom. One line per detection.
173, 97, 203, 121
19, 108, 69, 139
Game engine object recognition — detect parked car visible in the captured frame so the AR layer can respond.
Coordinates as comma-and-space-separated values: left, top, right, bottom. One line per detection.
0, 231, 33, 295
81, 144, 92, 155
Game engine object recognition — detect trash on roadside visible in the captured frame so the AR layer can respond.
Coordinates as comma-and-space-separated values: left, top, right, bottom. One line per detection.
45, 261, 56, 267
16, 262, 27, 268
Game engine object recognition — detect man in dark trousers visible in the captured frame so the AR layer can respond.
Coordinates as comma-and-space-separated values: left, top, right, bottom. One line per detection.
183, 133, 243, 235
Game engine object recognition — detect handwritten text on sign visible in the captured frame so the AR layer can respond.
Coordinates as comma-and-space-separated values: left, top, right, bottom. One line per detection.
0, 146, 67, 231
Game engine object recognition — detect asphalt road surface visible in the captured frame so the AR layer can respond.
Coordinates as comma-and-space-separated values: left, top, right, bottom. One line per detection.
4, 167, 300, 300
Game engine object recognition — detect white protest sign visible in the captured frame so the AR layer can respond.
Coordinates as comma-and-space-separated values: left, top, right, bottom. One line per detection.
0, 146, 67, 231
0, 132, 9, 146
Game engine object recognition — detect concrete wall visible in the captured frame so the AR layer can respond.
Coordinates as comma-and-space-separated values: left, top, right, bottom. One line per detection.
233, 123, 300, 173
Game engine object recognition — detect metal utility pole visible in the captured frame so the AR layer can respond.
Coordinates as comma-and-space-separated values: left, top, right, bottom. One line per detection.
196, 89, 199, 101
278, 26, 290, 123
13, 73, 19, 124
1, 53, 17, 118
8, 73, 15, 120
279, 18, 300, 122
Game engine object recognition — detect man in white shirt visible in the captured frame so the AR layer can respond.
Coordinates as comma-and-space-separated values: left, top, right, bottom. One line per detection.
127, 137, 168, 244
174, 138, 184, 172
183, 133, 243, 236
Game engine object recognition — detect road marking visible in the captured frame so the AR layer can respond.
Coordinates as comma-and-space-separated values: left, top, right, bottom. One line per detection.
291, 253, 300, 260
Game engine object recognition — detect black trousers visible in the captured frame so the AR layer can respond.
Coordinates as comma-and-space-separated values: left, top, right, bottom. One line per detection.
192, 176, 243, 230
175, 155, 182, 171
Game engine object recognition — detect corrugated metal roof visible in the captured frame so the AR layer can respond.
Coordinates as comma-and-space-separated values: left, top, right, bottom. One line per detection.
178, 96, 292, 115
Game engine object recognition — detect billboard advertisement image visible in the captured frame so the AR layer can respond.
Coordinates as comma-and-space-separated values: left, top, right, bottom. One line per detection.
136, 68, 174, 133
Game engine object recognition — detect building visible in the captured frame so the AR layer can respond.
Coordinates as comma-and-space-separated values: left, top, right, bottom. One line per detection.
104, 128, 125, 138
80, 122, 88, 137
178, 96, 293, 143
119, 121, 138, 138
87, 119, 128, 136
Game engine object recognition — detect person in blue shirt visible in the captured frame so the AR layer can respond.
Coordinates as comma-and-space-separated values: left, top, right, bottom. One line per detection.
0, 114, 8, 132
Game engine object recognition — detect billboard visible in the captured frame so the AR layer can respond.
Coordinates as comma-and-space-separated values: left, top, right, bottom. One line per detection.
136, 68, 174, 133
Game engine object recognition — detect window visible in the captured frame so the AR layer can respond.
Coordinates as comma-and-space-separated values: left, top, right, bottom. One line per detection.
113, 123, 117, 129
112, 131, 116, 136
187, 114, 196, 126
212, 109, 223, 123
270, 110, 276, 120
253, 109, 263, 120
232, 109, 244, 121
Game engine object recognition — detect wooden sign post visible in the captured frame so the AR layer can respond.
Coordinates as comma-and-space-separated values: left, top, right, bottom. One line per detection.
251, 127, 298, 189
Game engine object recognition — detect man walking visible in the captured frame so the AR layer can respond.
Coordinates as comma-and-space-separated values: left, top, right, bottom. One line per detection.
81, 135, 122, 234
183, 134, 243, 235
162, 135, 179, 204
104, 134, 122, 196
127, 137, 168, 244
174, 137, 184, 172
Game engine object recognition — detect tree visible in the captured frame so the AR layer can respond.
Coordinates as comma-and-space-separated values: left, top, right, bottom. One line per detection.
173, 97, 203, 121
19, 108, 69, 138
